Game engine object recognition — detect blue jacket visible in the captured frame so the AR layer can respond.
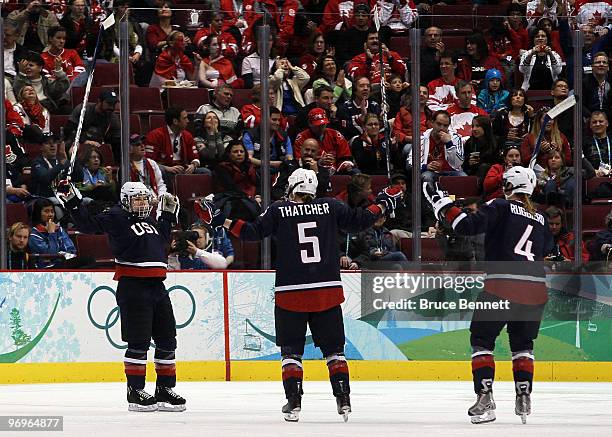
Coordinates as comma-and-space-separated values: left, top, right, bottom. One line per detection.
477, 69, 509, 114
29, 225, 76, 268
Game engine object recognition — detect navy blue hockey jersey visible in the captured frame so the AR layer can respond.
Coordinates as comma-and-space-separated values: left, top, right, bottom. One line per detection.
445, 198, 554, 305
71, 204, 174, 279
229, 198, 383, 312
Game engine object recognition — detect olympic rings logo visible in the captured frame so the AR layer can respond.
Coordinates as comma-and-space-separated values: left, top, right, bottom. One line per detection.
87, 285, 196, 349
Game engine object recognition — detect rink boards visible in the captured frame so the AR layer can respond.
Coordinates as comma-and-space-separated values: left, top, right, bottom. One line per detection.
1, 270, 612, 384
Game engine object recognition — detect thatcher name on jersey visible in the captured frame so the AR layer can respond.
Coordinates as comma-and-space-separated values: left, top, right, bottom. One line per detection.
372, 298, 510, 311
279, 203, 331, 217
509, 203, 545, 225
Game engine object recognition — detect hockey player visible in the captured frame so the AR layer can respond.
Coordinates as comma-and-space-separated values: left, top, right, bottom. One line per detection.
423, 166, 553, 425
203, 168, 401, 422
58, 181, 186, 413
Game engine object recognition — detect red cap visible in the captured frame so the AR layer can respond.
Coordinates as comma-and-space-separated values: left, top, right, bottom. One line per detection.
308, 108, 329, 126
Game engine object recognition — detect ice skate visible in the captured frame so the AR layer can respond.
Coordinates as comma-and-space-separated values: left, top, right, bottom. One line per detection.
155, 386, 186, 412
515, 382, 531, 424
282, 395, 301, 422
336, 394, 351, 422
127, 386, 157, 412
468, 390, 496, 424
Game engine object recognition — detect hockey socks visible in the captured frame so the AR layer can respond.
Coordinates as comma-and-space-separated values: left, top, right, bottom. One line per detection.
281, 355, 304, 399
471, 348, 495, 394
512, 350, 534, 393
326, 353, 350, 397
154, 348, 176, 388
124, 348, 147, 389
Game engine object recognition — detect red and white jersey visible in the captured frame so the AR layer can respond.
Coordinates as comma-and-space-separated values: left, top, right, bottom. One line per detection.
41, 48, 85, 81
194, 27, 239, 58
321, 0, 376, 33
348, 51, 406, 84
447, 103, 488, 142
427, 77, 460, 111
376, 0, 418, 31
574, 0, 612, 26
241, 104, 289, 130
526, 0, 558, 26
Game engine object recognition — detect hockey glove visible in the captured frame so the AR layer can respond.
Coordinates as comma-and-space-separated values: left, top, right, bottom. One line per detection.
375, 185, 403, 214
423, 182, 453, 221
194, 198, 226, 228
55, 179, 83, 211
159, 193, 180, 215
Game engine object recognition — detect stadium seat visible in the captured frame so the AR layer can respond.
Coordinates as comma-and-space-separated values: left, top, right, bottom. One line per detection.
431, 5, 474, 34
149, 114, 166, 131
6, 203, 28, 227
370, 175, 390, 194
173, 174, 214, 202
389, 36, 411, 60
586, 177, 612, 204
21, 143, 41, 158
167, 87, 210, 112
130, 87, 164, 113
400, 238, 445, 262
473, 4, 503, 29
75, 233, 114, 266
231, 89, 253, 109
329, 175, 351, 197
129, 113, 142, 134
71, 86, 116, 107
438, 176, 479, 199
526, 90, 554, 111
50, 115, 70, 136
441, 35, 466, 52
582, 205, 612, 237
229, 235, 261, 269
93, 62, 134, 87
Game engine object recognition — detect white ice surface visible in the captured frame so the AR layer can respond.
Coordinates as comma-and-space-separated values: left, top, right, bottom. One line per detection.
2, 381, 612, 437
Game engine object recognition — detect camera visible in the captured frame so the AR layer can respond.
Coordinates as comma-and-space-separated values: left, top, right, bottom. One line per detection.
546, 245, 565, 262
171, 230, 200, 256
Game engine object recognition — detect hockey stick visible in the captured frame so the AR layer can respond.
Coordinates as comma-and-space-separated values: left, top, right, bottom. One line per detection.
60, 14, 116, 183
528, 94, 577, 169
373, 5, 395, 217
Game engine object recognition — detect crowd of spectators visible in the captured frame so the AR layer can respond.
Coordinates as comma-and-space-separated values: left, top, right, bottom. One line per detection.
2, 0, 612, 269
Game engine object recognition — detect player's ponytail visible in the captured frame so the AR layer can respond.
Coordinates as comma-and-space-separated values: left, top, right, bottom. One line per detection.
516, 193, 537, 216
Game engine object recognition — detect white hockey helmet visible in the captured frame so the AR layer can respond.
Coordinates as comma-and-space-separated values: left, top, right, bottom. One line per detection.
120, 182, 153, 218
287, 168, 318, 198
502, 166, 536, 198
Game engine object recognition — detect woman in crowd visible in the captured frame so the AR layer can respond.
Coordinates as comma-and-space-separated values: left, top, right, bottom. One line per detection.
462, 115, 499, 182
195, 111, 232, 172
492, 88, 534, 147
518, 28, 563, 91
29, 198, 77, 269
213, 143, 261, 221
145, 0, 179, 57
298, 31, 332, 77
535, 150, 594, 206
482, 145, 522, 201
269, 58, 310, 117
13, 85, 50, 142
520, 108, 572, 168
350, 113, 392, 175
149, 31, 194, 88
305, 55, 351, 104
197, 34, 242, 89
74, 145, 116, 203
457, 33, 505, 91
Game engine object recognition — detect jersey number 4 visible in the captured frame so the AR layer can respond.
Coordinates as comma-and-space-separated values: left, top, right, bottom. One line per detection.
514, 224, 535, 261
297, 222, 321, 264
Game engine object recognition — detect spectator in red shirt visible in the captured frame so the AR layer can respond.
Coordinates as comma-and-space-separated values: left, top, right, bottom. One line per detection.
482, 145, 522, 201
41, 26, 86, 85
347, 28, 407, 85
447, 80, 488, 141
240, 84, 289, 131
298, 31, 332, 77
145, 107, 205, 186
393, 84, 432, 154
457, 33, 506, 91
544, 206, 590, 262
149, 31, 195, 88
197, 34, 242, 89
294, 108, 357, 174
194, 11, 239, 59
145, 1, 181, 57
505, 3, 530, 55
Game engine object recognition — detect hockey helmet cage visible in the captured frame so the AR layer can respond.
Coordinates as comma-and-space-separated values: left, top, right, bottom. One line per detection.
120, 182, 154, 218
502, 166, 536, 198
287, 168, 318, 197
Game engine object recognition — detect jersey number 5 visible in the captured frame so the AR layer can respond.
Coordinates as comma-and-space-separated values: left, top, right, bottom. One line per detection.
297, 222, 321, 264
514, 224, 535, 261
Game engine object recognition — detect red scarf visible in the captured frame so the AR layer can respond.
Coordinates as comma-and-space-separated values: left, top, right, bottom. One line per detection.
21, 99, 46, 129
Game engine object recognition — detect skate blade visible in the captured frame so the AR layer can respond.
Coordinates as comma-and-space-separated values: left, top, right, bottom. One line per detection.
128, 403, 158, 412
283, 410, 300, 422
520, 413, 527, 424
341, 409, 350, 423
470, 410, 496, 424
157, 401, 186, 412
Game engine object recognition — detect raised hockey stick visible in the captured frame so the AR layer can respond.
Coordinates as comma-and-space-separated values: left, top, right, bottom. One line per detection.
61, 14, 116, 182
373, 5, 395, 217
528, 94, 577, 169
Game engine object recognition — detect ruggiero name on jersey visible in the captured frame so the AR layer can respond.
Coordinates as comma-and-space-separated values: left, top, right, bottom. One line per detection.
279, 203, 331, 218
